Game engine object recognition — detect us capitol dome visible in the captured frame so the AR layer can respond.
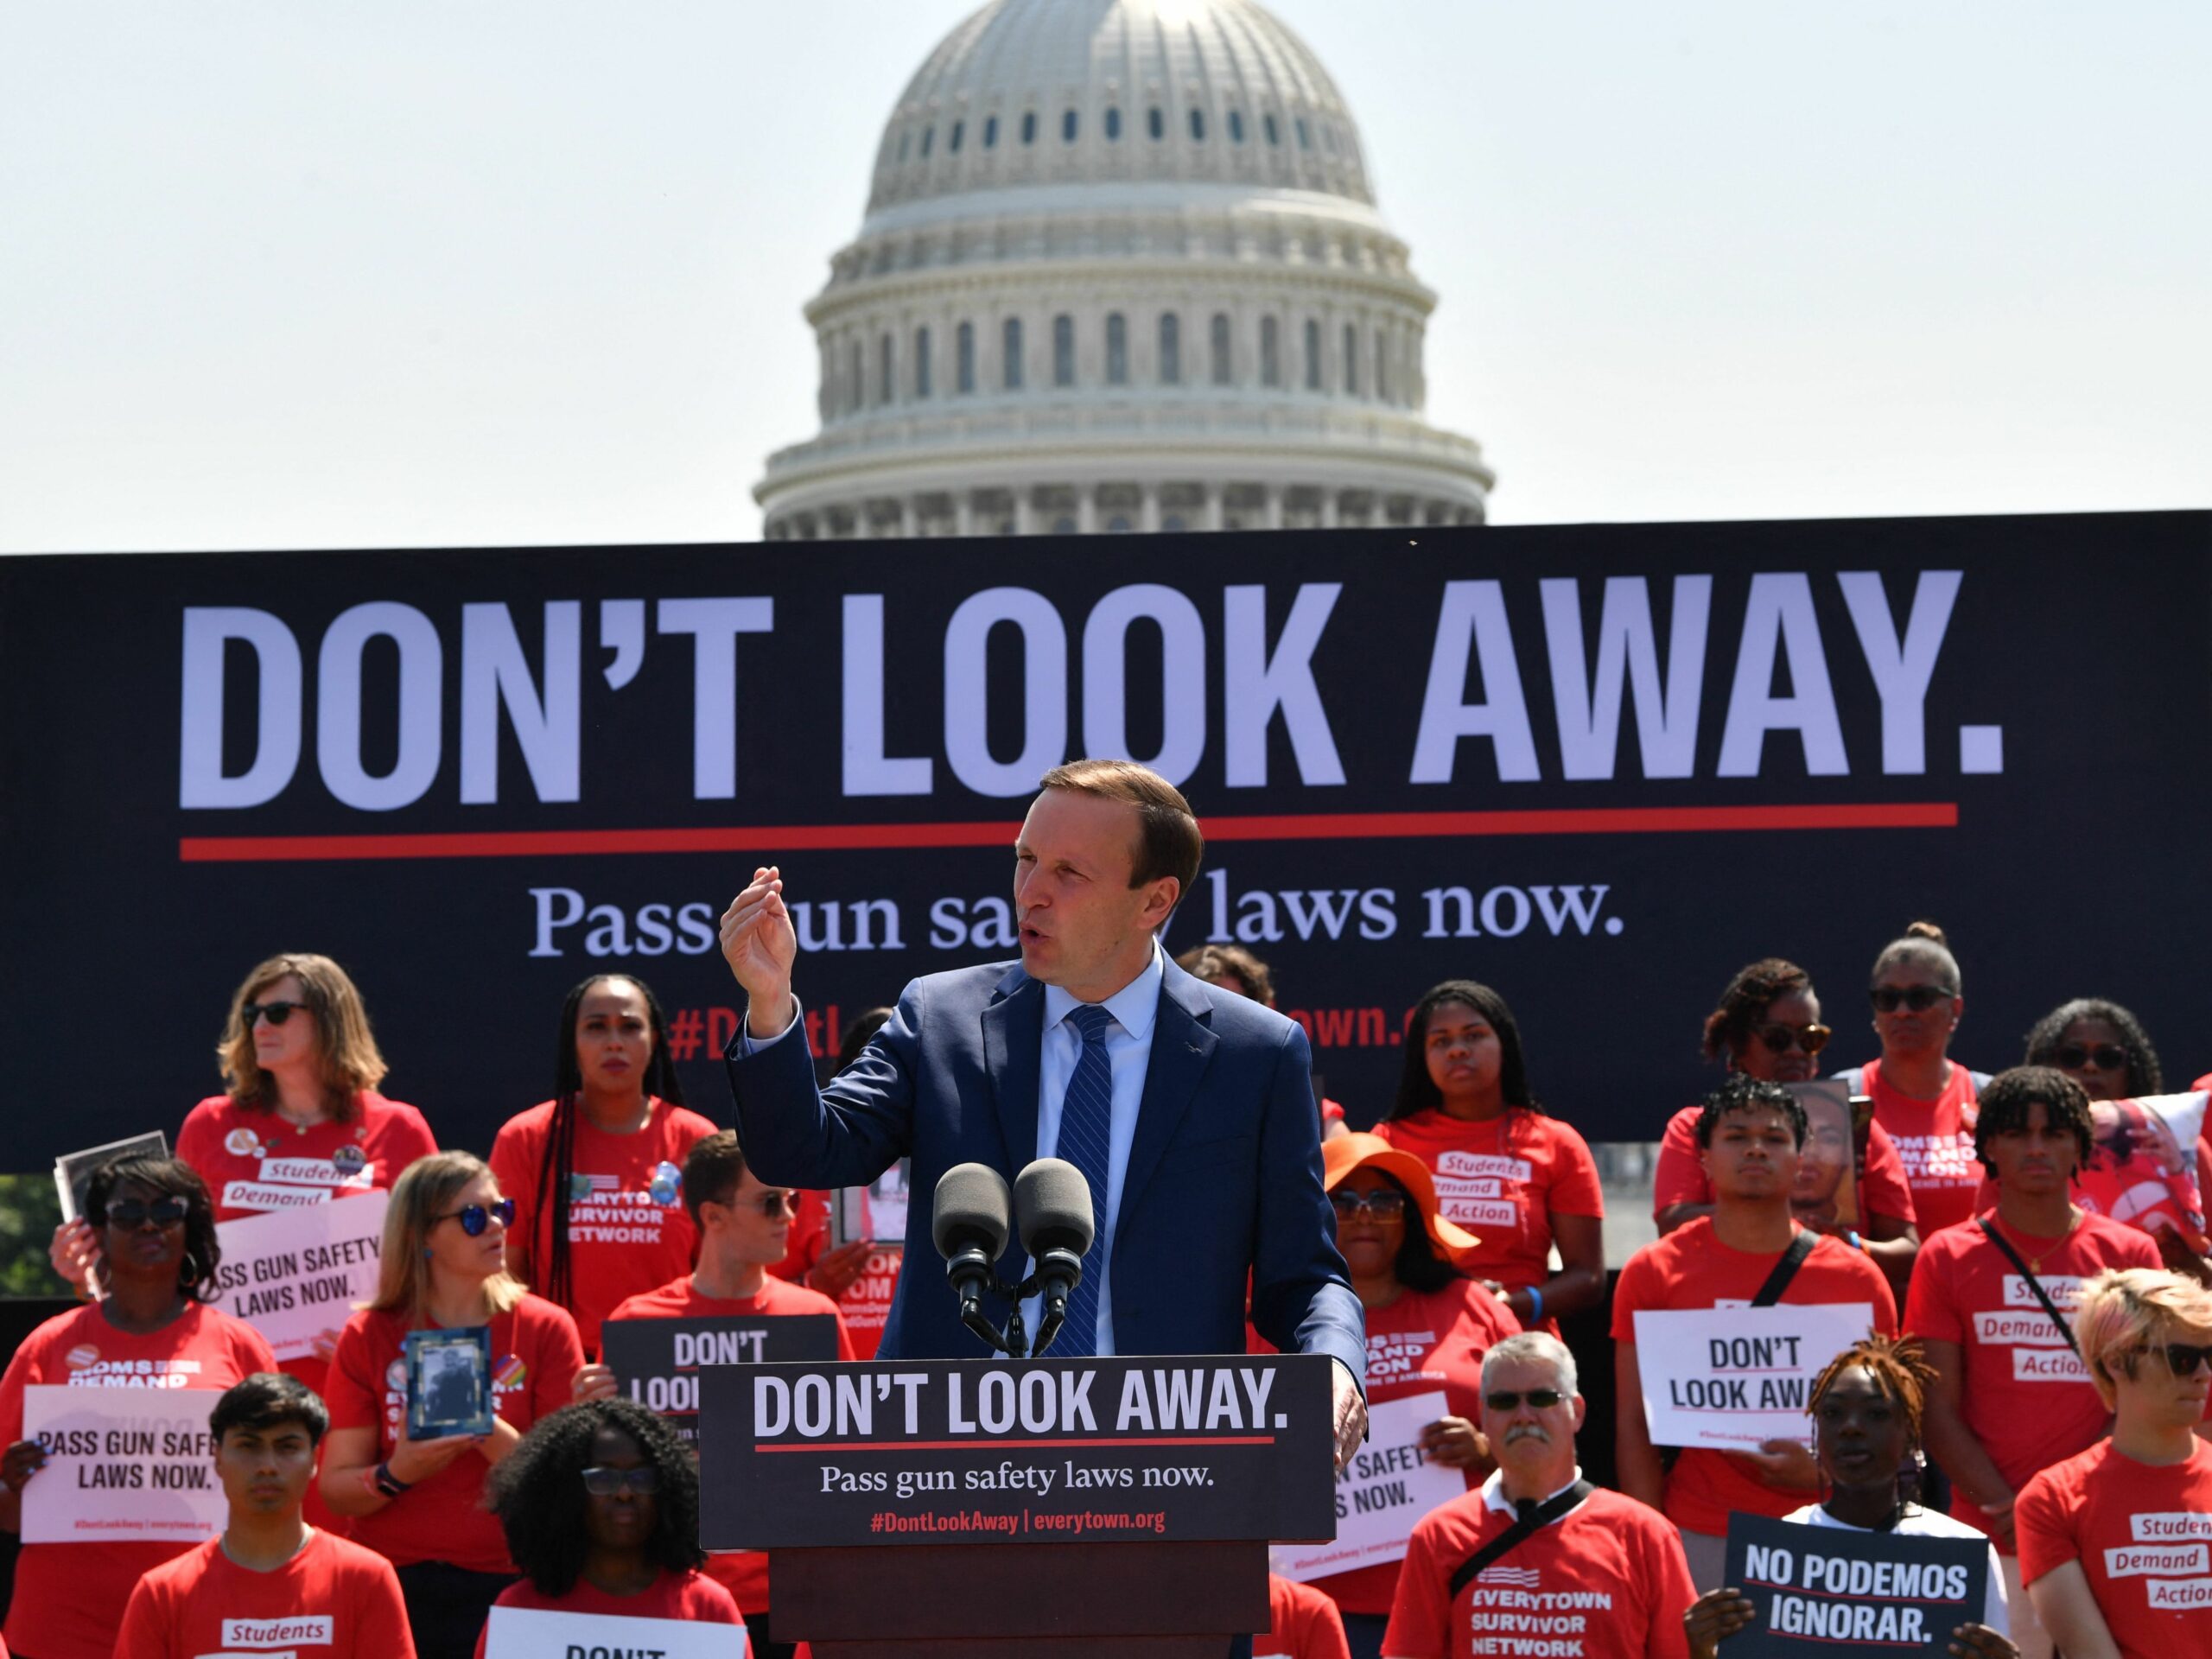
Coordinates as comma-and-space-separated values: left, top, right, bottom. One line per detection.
756, 0, 1494, 539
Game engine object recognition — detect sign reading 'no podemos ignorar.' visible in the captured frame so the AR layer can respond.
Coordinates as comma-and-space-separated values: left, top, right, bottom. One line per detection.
697, 1356, 1336, 1551
1632, 1304, 1878, 1450
1724, 1513, 1989, 1657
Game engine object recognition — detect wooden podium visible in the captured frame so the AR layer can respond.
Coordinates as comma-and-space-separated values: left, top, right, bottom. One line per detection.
700, 1354, 1337, 1658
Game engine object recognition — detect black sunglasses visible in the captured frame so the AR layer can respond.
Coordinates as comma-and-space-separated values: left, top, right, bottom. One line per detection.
582, 1465, 661, 1497
100, 1196, 190, 1230
433, 1198, 516, 1236
1484, 1389, 1566, 1411
242, 1000, 308, 1027
1330, 1190, 1408, 1221
1870, 985, 1955, 1014
1754, 1022, 1832, 1055
2055, 1043, 2130, 1072
2147, 1342, 2212, 1377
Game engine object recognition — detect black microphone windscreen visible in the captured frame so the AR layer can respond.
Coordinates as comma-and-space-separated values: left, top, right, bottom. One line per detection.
1014, 1158, 1095, 1257
931, 1162, 1011, 1262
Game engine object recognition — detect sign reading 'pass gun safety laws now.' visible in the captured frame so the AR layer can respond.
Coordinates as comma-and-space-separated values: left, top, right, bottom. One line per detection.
19, 1385, 226, 1543
213, 1191, 388, 1362
1632, 1305, 1876, 1450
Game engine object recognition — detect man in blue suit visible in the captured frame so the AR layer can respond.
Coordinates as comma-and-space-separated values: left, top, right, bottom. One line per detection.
719, 757, 1368, 1471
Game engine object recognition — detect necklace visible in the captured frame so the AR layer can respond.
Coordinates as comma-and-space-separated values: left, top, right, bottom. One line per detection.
1997, 1211, 2080, 1273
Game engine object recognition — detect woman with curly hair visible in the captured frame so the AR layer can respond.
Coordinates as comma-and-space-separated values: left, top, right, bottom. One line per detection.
474, 1397, 741, 1656
0, 1157, 276, 1659
1376, 981, 1603, 1332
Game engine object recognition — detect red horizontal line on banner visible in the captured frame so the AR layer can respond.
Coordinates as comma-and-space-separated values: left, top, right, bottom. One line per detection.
755, 1434, 1278, 1452
176, 803, 1956, 863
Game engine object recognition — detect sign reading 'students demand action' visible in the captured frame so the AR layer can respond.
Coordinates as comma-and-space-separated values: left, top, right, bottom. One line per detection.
697, 1356, 1336, 1552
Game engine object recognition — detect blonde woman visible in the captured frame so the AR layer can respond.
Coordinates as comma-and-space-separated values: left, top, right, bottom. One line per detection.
321, 1153, 583, 1659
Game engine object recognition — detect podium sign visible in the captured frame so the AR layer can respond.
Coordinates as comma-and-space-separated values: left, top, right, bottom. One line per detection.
698, 1354, 1336, 1553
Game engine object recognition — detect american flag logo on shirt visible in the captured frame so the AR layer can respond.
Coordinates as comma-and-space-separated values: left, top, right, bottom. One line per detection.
1478, 1566, 1541, 1587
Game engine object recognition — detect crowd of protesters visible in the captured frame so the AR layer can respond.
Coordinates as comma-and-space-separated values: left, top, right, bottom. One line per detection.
3, 924, 2210, 1659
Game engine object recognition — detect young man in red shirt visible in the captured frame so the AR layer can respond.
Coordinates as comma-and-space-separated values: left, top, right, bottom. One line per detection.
1385, 1331, 1694, 1659
2018, 1267, 2212, 1658
115, 1371, 414, 1658
1906, 1066, 2159, 1659
1613, 1076, 1897, 1591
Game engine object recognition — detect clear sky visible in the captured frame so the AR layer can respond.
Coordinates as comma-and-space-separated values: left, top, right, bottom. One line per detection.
1, 1, 2203, 554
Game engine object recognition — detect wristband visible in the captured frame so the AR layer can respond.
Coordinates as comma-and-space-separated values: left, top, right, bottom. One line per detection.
372, 1461, 411, 1499
1525, 1287, 1544, 1325
1847, 1230, 1865, 1253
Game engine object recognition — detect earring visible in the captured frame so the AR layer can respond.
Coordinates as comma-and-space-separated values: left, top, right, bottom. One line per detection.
179, 1249, 201, 1288
423, 1247, 435, 1260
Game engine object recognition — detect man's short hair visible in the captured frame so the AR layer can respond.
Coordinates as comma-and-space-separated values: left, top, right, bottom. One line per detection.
208, 1372, 330, 1446
1174, 943, 1274, 1004
1038, 759, 1203, 896
1694, 1073, 1807, 1150
683, 1131, 747, 1228
2074, 1267, 2212, 1409
1479, 1331, 1578, 1399
1973, 1065, 2095, 1178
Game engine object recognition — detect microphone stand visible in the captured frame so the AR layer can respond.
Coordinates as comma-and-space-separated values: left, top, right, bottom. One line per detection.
947, 1262, 1083, 1358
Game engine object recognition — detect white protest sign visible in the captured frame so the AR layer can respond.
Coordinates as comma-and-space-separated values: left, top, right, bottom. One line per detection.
214, 1191, 389, 1361
19, 1384, 226, 1544
1269, 1391, 1465, 1582
1633, 1304, 1877, 1451
484, 1605, 748, 1656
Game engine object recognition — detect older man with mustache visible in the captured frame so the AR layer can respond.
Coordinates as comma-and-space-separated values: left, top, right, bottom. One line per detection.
1382, 1333, 1695, 1659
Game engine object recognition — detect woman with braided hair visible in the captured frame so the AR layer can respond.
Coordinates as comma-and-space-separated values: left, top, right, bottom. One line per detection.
488, 976, 720, 1356
1684, 1335, 2016, 1659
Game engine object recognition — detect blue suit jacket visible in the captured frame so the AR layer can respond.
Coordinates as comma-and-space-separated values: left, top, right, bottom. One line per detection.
722, 956, 1364, 1380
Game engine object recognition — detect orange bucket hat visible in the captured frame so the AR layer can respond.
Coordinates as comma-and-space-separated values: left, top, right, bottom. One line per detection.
1323, 1131, 1481, 1262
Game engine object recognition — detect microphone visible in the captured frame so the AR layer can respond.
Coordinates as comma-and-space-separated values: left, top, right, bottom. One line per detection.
932, 1163, 1013, 1353
1014, 1158, 1095, 1356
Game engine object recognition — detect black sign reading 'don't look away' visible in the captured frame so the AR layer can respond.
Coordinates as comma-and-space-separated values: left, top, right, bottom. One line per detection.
697, 1356, 1335, 1552
1723, 1514, 1990, 1656
598, 1314, 839, 1446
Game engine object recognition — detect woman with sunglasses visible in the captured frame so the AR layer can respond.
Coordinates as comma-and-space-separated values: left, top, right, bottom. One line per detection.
488, 975, 719, 1359
1376, 982, 1604, 1333
1684, 1335, 2016, 1659
50, 955, 436, 1381
0, 1157, 276, 1659
321, 1152, 584, 1658
1839, 922, 1993, 1236
474, 1397, 741, 1656
1655, 957, 1922, 1292
1302, 1133, 1515, 1659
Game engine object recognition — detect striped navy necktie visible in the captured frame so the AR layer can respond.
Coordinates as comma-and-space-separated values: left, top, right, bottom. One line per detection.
1053, 1003, 1116, 1355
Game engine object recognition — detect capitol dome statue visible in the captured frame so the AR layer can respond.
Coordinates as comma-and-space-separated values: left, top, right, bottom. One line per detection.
756, 0, 1493, 540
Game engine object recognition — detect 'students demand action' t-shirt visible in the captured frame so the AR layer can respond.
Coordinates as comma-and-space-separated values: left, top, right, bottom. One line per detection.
112, 1527, 416, 1659
2016, 1439, 2212, 1657
1375, 1109, 1605, 1298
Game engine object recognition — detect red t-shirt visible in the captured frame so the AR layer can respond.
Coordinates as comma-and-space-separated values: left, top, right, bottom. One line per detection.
487, 1097, 720, 1354
1651, 1105, 1919, 1227
1902, 1209, 2158, 1548
1318, 1281, 1517, 1616
1611, 1217, 1897, 1537
473, 1567, 743, 1657
323, 1295, 582, 1575
1260, 1573, 1353, 1659
113, 1528, 416, 1659
1375, 1109, 1605, 1293
1382, 1481, 1694, 1659
771, 1191, 904, 1361
176, 1090, 438, 1224
1841, 1058, 1986, 1235
2017, 1439, 2212, 1657
0, 1301, 276, 1659
607, 1273, 857, 1617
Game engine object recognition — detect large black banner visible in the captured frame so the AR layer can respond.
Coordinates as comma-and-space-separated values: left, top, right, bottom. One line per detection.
1, 513, 2206, 1168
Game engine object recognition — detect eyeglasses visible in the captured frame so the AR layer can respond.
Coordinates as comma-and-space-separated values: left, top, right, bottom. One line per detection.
581, 1465, 661, 1497
1330, 1190, 1408, 1221
1870, 985, 1955, 1014
2055, 1043, 2130, 1072
1754, 1022, 1832, 1056
100, 1196, 190, 1229
242, 1000, 308, 1027
1483, 1389, 1566, 1411
433, 1198, 515, 1236
2145, 1342, 2212, 1377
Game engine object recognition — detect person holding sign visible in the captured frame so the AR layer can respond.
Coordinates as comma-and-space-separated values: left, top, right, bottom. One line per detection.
1613, 1077, 1897, 1592
2016, 1268, 2212, 1658
113, 1371, 416, 1659
719, 760, 1367, 1466
1653, 957, 1921, 1295
1375, 981, 1605, 1333
1905, 1066, 2159, 1659
1383, 1332, 1696, 1659
0, 1156, 276, 1659
490, 974, 721, 1357
588, 1130, 853, 1659
321, 1152, 584, 1658
475, 1397, 743, 1657
1682, 1335, 2014, 1659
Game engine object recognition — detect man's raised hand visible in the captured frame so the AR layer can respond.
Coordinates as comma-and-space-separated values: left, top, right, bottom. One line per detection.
721, 866, 798, 1039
